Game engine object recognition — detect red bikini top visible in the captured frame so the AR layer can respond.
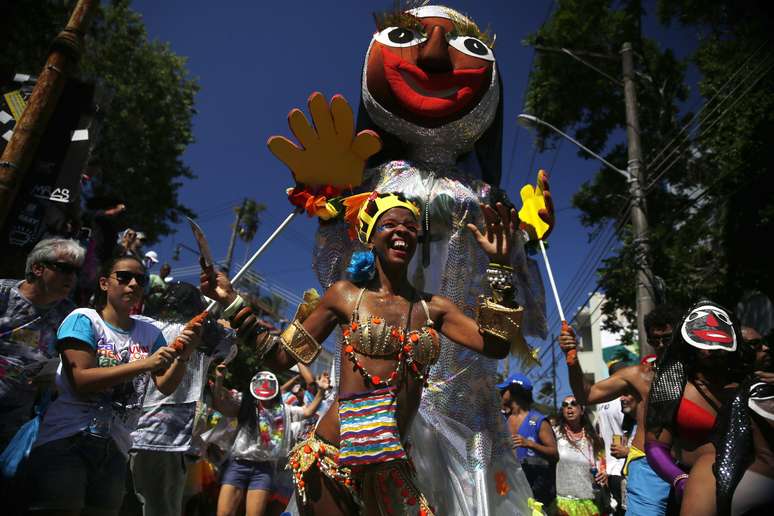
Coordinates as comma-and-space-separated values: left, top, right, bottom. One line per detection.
675, 397, 716, 444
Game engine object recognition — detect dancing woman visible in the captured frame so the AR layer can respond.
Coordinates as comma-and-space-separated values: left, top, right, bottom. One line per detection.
201, 192, 525, 515
645, 301, 740, 504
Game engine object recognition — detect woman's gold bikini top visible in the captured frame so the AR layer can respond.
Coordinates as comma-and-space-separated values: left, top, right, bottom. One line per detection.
342, 288, 441, 371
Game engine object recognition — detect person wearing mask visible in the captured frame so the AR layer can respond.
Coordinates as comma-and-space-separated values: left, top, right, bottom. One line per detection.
554, 395, 608, 516
23, 255, 197, 515
0, 238, 85, 450
560, 304, 680, 515
497, 372, 558, 508
679, 326, 774, 515
213, 364, 328, 516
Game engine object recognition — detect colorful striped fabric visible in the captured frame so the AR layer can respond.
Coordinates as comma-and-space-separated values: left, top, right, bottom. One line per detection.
338, 386, 407, 468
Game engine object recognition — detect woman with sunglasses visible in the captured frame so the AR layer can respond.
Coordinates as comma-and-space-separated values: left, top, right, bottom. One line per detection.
23, 255, 198, 515
645, 301, 741, 510
553, 395, 608, 515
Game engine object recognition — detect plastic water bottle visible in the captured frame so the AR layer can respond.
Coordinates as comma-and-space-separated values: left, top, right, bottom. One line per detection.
86, 404, 111, 437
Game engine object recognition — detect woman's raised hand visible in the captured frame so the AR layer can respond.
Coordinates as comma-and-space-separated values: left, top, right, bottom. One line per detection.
466, 202, 519, 265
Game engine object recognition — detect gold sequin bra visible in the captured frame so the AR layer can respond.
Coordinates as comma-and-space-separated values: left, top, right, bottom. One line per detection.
342, 288, 441, 387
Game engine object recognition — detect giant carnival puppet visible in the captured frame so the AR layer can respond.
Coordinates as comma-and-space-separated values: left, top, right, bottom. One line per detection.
215, 4, 554, 515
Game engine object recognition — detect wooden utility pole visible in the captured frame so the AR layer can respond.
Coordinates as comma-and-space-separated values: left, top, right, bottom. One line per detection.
223, 198, 247, 274
0, 0, 99, 228
621, 42, 655, 356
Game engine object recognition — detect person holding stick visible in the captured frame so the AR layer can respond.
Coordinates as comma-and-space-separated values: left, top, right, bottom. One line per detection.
559, 305, 680, 516
201, 192, 527, 515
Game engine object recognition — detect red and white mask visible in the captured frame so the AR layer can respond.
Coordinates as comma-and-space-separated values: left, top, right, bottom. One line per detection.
250, 371, 279, 400
680, 301, 737, 352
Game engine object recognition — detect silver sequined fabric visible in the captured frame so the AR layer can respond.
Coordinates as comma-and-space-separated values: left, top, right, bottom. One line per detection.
715, 378, 754, 514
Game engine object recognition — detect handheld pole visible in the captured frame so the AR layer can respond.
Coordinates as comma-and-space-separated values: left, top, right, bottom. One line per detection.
539, 239, 576, 365
206, 210, 298, 311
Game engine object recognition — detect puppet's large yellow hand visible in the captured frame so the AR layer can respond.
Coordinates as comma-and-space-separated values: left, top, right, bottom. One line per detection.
518, 169, 555, 240
267, 92, 381, 188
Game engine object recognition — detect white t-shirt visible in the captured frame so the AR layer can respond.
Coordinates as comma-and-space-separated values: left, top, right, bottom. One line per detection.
230, 393, 305, 463
595, 398, 625, 476
35, 308, 165, 455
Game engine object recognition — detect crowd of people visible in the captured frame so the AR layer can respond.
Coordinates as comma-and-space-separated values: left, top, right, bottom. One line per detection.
1, 193, 772, 516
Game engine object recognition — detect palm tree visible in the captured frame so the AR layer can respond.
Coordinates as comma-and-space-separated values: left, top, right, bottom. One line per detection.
224, 199, 266, 273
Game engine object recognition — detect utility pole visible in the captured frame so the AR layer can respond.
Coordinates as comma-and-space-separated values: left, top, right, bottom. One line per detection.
621, 42, 655, 356
529, 42, 657, 356
0, 0, 98, 228
223, 198, 247, 274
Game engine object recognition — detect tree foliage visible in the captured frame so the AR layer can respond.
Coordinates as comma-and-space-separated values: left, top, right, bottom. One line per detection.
1, 0, 198, 242
524, 0, 773, 337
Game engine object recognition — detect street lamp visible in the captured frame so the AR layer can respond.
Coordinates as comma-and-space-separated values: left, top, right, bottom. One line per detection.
516, 114, 631, 180
517, 112, 656, 355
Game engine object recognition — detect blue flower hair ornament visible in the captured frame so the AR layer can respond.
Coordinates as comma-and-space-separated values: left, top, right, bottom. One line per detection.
346, 250, 375, 283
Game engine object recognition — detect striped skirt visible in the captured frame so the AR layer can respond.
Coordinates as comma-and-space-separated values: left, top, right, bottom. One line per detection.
338, 386, 406, 468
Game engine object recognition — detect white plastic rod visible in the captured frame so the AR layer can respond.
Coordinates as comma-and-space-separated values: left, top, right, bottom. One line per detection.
539, 238, 565, 322
206, 210, 299, 311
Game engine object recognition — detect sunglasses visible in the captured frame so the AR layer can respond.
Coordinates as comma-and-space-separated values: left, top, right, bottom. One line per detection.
44, 261, 80, 275
111, 271, 148, 286
562, 400, 579, 408
648, 333, 673, 346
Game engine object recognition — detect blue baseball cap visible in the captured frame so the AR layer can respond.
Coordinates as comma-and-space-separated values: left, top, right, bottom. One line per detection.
496, 373, 533, 391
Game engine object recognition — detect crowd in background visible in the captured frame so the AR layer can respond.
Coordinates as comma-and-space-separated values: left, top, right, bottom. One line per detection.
1, 235, 772, 515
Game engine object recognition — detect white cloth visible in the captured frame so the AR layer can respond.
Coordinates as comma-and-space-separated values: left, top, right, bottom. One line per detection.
595, 398, 626, 476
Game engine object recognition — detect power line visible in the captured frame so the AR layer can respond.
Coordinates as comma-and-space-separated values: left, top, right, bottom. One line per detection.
646, 52, 772, 189
644, 39, 770, 171
645, 55, 774, 191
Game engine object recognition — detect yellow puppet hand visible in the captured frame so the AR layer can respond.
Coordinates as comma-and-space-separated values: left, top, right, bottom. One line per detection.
518, 169, 555, 241
267, 92, 381, 188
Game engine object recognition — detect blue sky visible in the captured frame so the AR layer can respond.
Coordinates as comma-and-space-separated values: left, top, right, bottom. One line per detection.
132, 0, 700, 403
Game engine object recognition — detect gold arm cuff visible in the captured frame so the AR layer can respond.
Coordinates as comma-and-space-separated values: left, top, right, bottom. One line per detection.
477, 296, 524, 341
280, 320, 321, 365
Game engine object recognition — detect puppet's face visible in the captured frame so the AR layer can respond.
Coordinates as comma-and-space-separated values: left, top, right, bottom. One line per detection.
680, 302, 737, 352
250, 371, 279, 400
365, 7, 495, 128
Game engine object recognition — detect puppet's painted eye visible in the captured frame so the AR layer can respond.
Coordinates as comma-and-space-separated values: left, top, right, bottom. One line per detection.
446, 35, 495, 62
374, 27, 426, 48
712, 308, 732, 324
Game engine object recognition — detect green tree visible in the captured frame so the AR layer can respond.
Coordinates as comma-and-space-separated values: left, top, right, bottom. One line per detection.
235, 199, 267, 243
1, 0, 198, 242
524, 0, 772, 336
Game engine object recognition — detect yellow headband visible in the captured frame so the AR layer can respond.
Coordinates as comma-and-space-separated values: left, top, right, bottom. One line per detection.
343, 192, 420, 243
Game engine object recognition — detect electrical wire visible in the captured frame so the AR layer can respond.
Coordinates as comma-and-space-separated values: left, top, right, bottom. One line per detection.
645, 51, 773, 191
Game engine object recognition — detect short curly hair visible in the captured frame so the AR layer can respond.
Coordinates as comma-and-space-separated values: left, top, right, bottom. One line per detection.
644, 304, 681, 336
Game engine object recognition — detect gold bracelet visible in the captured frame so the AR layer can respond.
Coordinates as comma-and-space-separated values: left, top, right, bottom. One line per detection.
279, 320, 321, 365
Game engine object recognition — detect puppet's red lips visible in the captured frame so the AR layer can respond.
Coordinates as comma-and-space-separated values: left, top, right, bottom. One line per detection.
691, 329, 733, 343
380, 47, 488, 119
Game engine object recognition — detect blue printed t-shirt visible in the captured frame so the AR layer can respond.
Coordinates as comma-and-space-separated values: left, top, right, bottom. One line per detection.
35, 308, 165, 455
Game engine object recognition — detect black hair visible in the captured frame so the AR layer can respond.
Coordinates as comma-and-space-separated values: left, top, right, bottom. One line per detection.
93, 254, 145, 311
644, 304, 681, 335
504, 383, 533, 405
